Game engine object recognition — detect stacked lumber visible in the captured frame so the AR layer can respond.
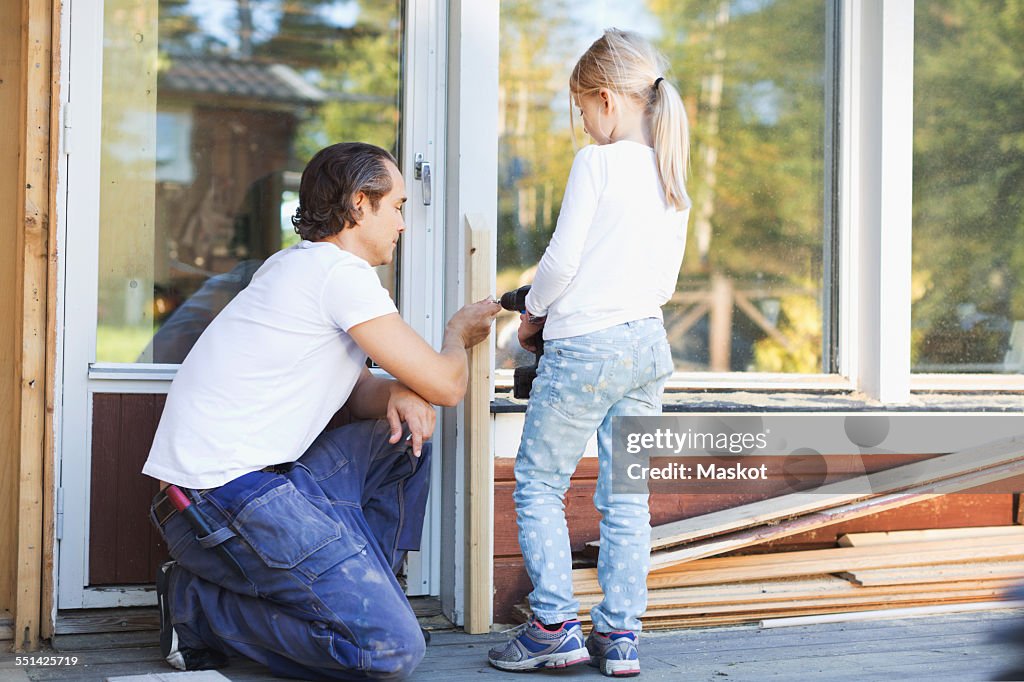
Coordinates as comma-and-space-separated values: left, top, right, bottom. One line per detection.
513, 438, 1024, 630
513, 530, 1023, 630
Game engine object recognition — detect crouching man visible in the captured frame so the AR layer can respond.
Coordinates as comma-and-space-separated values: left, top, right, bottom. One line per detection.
142, 142, 500, 680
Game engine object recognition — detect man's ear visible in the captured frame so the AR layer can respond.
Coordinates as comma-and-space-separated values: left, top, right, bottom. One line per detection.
352, 191, 368, 211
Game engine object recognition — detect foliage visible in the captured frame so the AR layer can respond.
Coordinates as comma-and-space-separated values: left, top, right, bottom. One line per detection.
912, 0, 1024, 368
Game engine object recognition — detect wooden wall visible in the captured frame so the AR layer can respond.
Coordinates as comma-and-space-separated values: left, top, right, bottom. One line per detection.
0, 0, 26, 622
0, 0, 58, 650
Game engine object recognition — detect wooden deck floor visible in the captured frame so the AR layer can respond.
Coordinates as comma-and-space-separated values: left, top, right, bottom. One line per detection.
2, 609, 1022, 681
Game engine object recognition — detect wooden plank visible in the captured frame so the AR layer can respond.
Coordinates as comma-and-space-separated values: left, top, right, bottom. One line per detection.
574, 534, 1024, 594
759, 600, 1024, 629
40, 0, 61, 641
840, 560, 1024, 587
632, 435, 1024, 554
464, 217, 492, 633
0, 0, 25, 626
55, 608, 160, 635
578, 576, 1019, 611
646, 454, 1024, 570
514, 596, 1018, 631
14, 0, 54, 652
838, 526, 1024, 547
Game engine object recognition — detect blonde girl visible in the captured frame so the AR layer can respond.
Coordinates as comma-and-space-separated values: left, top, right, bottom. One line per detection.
488, 28, 690, 677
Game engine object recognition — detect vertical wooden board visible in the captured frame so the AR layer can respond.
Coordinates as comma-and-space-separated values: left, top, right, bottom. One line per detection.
114, 395, 158, 584
15, 0, 53, 649
464, 219, 492, 633
0, 0, 24, 618
90, 395, 122, 585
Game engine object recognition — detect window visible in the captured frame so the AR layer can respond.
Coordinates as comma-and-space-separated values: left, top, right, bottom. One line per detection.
496, 0, 836, 376
95, 0, 403, 363
911, 0, 1024, 375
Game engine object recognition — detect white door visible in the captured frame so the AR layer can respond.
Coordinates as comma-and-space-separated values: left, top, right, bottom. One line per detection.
57, 0, 447, 610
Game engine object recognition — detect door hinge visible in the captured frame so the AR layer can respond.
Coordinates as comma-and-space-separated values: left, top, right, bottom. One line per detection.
62, 101, 71, 156
55, 486, 64, 541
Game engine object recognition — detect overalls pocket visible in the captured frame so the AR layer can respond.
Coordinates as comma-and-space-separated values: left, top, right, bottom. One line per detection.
229, 478, 367, 579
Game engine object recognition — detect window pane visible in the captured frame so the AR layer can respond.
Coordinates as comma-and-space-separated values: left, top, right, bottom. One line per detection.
497, 0, 832, 374
97, 0, 403, 363
911, 1, 1024, 374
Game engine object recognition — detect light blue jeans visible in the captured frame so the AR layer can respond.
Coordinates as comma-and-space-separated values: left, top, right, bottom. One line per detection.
513, 318, 673, 633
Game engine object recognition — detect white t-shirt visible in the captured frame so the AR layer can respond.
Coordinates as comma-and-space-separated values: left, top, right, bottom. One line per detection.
525, 141, 690, 340
142, 241, 397, 489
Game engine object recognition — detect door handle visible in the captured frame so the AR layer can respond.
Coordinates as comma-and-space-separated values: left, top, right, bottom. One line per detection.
415, 153, 432, 206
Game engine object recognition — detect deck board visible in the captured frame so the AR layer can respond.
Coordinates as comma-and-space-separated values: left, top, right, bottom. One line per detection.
1, 610, 1021, 681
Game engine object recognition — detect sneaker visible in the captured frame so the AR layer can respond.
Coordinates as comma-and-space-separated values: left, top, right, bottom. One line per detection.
487, 619, 590, 671
156, 561, 229, 671
586, 630, 640, 677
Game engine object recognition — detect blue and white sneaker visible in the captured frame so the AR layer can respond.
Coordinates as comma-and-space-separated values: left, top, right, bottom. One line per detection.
487, 619, 590, 671
586, 630, 640, 677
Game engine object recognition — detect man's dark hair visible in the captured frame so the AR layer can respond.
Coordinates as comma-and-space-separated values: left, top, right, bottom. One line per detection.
291, 142, 398, 241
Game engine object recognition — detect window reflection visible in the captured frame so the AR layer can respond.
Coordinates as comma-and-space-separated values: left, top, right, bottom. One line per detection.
96, 0, 403, 363
497, 0, 830, 374
911, 1, 1024, 374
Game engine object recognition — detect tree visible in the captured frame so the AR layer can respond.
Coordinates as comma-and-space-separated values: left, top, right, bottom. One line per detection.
912, 0, 1024, 369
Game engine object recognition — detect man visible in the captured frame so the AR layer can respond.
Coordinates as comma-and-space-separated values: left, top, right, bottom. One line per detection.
142, 142, 500, 680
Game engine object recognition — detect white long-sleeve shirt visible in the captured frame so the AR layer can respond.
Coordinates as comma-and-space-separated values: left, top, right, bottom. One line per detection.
525, 141, 690, 340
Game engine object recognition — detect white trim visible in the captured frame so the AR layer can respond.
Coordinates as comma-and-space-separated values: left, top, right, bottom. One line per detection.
838, 0, 858, 385
399, 0, 449, 598
496, 369, 854, 392
58, 0, 106, 610
56, 0, 448, 609
50, 0, 74, 630
851, 0, 914, 403
442, 0, 499, 628
911, 374, 1024, 392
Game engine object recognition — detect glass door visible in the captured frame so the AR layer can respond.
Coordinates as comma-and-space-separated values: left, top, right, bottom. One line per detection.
58, 0, 447, 609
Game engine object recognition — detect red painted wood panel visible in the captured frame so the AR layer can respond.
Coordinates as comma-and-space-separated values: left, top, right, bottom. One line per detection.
90, 394, 168, 585
491, 458, 1019, 623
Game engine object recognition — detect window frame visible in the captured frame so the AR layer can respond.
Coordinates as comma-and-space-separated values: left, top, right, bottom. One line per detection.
493, 0, 1023, 398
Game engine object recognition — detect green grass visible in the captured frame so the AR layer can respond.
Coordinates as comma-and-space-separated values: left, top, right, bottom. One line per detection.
96, 324, 156, 364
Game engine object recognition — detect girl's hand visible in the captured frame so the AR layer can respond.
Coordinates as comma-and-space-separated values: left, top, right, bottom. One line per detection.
518, 313, 545, 353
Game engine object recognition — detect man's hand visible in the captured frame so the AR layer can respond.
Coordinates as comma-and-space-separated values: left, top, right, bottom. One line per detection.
385, 382, 435, 458
446, 298, 502, 349
518, 313, 545, 353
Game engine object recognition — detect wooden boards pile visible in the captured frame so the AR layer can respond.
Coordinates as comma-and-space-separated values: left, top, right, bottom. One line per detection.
512, 528, 1024, 630
513, 438, 1024, 630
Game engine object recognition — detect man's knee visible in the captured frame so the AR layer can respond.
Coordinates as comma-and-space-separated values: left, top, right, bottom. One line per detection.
361, 621, 426, 680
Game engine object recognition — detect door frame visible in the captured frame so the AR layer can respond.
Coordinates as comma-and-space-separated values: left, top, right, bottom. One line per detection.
56, 0, 449, 609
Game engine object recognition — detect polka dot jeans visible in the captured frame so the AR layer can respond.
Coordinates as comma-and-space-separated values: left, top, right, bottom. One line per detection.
513, 317, 673, 633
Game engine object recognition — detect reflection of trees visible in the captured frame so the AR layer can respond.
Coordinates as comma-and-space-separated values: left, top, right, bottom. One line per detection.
912, 0, 1024, 371
498, 1, 575, 273
497, 0, 827, 372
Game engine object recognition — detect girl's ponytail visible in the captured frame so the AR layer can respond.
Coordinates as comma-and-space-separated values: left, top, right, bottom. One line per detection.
571, 29, 691, 212
650, 77, 690, 211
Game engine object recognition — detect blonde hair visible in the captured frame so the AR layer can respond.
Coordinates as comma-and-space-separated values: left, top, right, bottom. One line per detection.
570, 28, 690, 211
